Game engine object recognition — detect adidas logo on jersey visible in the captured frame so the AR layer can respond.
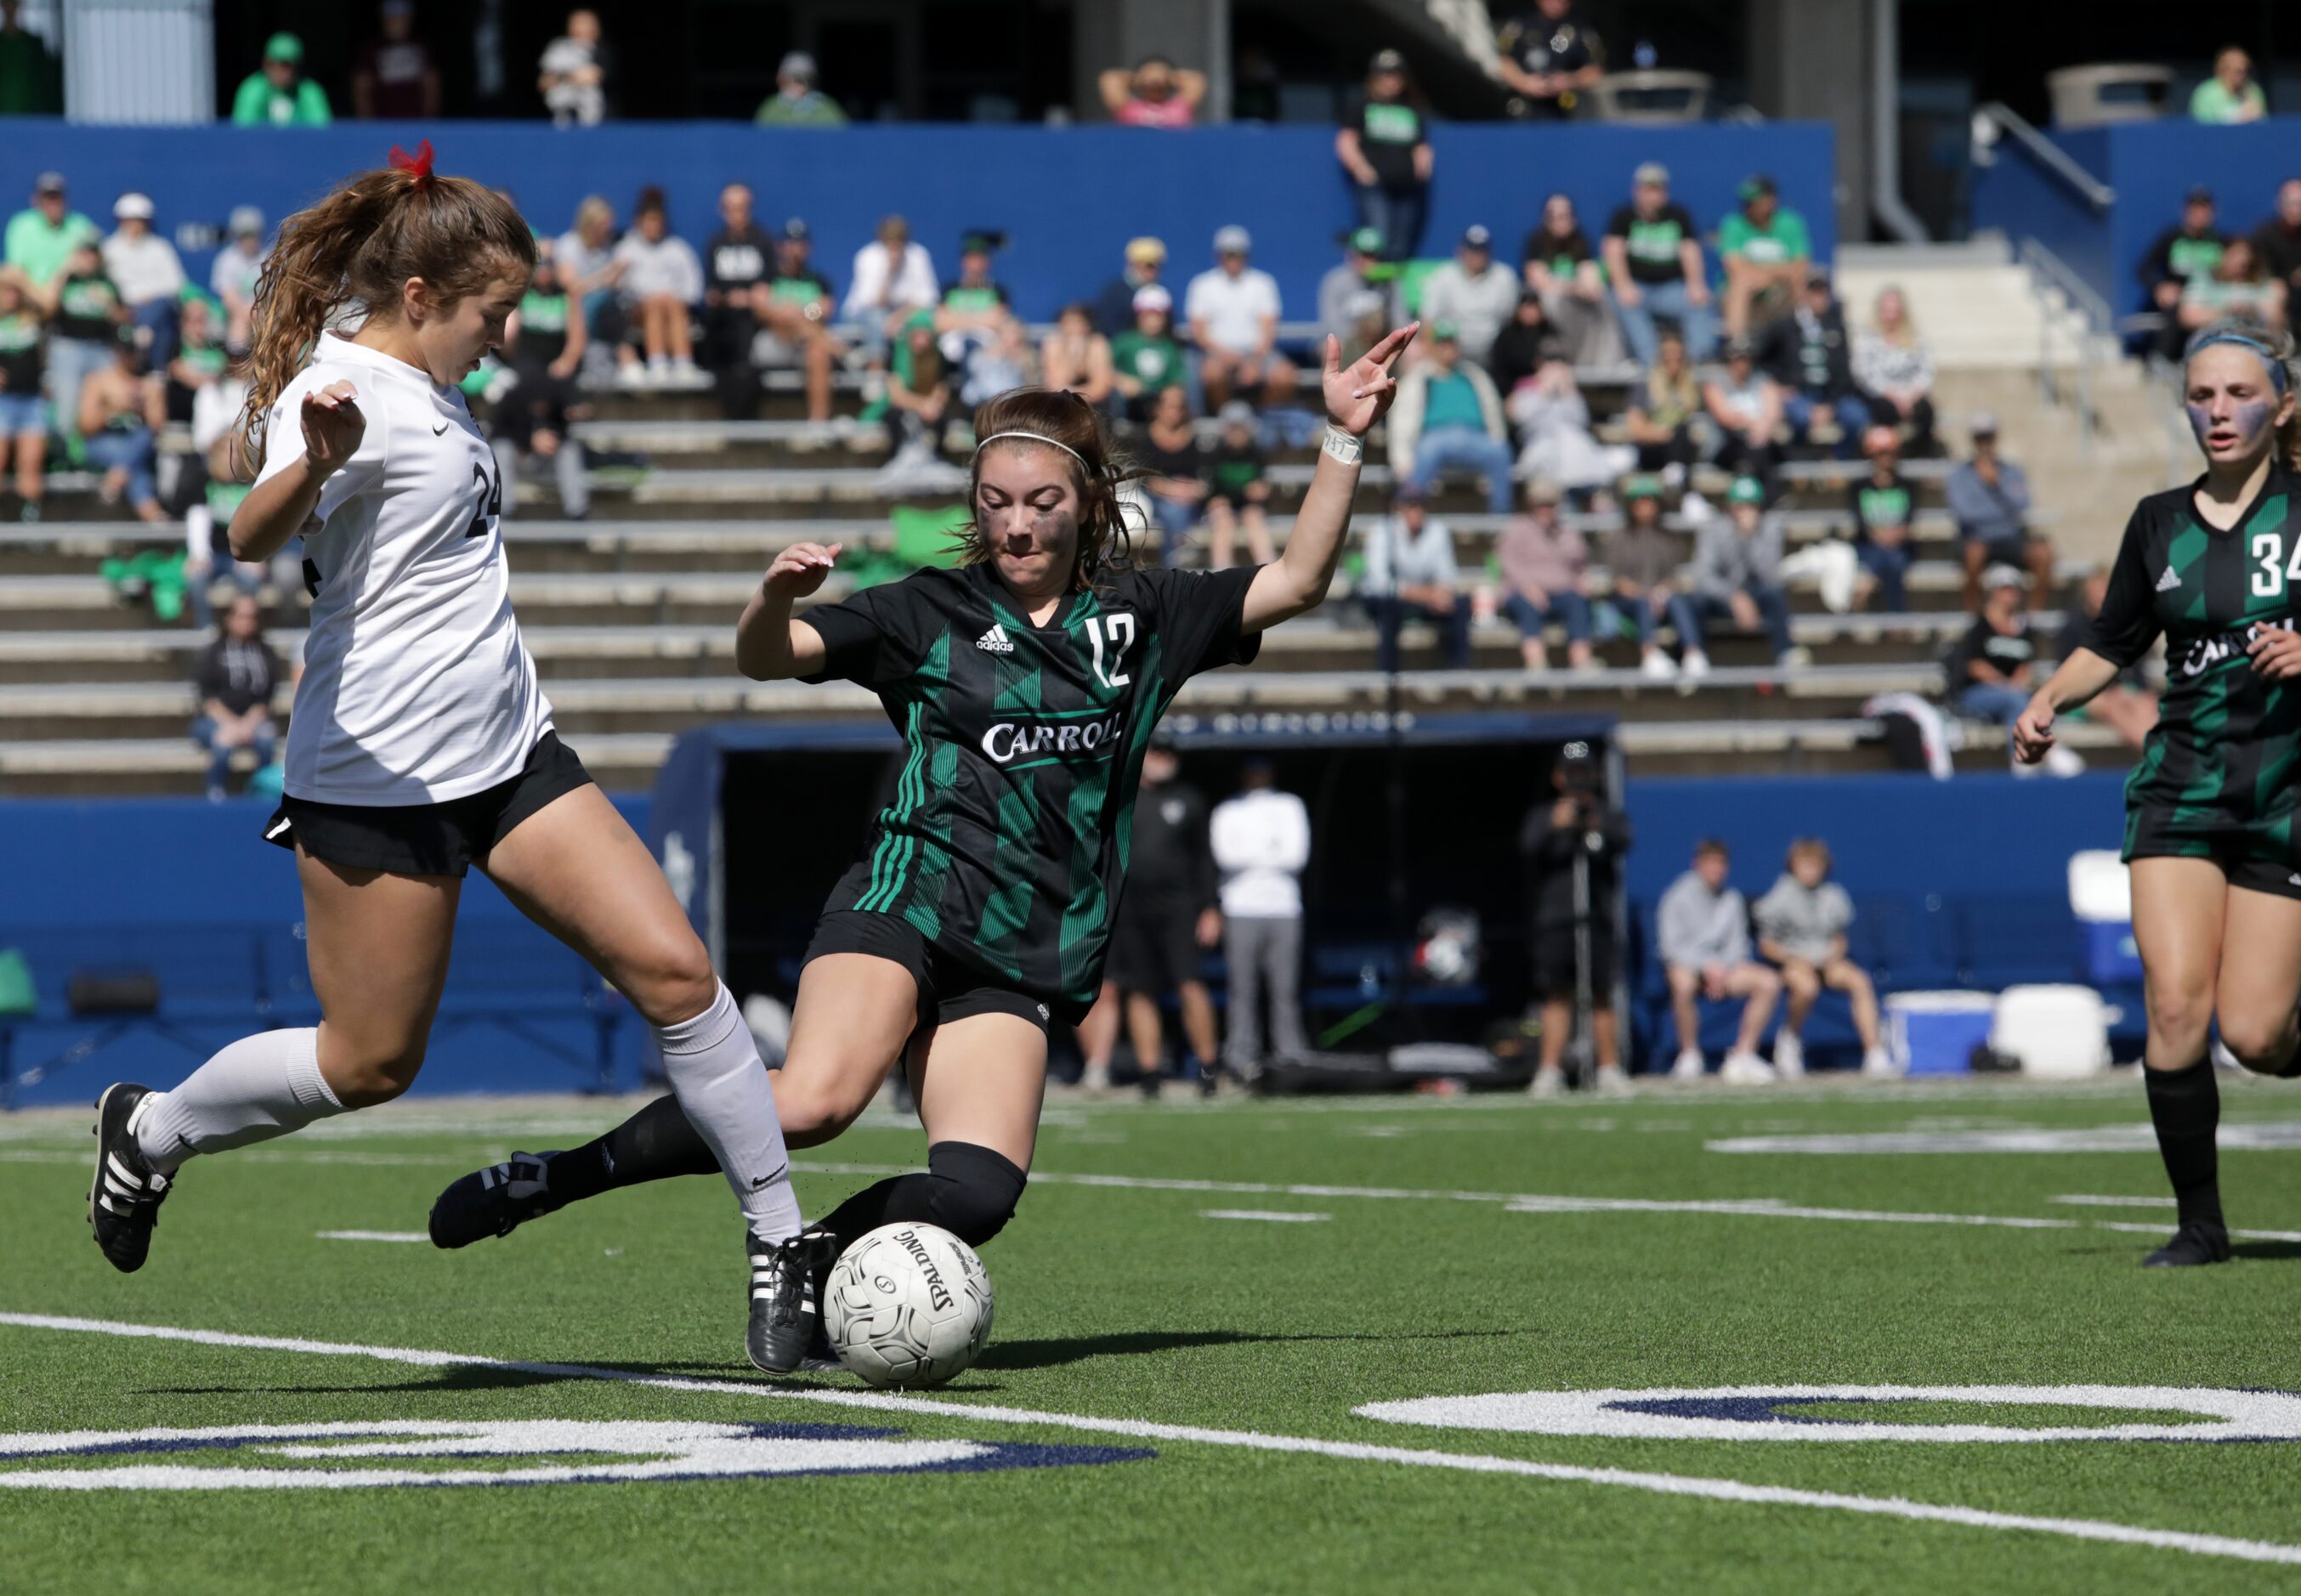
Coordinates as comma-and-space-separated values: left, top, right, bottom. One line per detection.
2156, 566, 2182, 592
976, 625, 1014, 654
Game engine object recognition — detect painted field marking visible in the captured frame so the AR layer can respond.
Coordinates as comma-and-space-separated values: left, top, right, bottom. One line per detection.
2052, 1196, 2180, 1209
4, 1312, 2300, 1569
315, 1231, 428, 1244
1709, 1125, 2301, 1156
1199, 1210, 1331, 1224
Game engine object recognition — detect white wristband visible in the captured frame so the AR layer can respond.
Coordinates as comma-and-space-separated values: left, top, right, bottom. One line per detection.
1321, 425, 1363, 466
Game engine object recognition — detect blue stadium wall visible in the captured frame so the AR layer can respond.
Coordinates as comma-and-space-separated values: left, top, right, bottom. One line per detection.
0, 118, 1834, 321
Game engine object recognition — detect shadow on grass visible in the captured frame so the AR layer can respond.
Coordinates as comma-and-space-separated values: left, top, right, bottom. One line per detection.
2230, 1240, 2301, 1262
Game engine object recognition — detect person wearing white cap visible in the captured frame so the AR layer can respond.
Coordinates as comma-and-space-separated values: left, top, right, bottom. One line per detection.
102, 192, 184, 364
1185, 224, 1295, 411
211, 207, 268, 353
1110, 283, 1186, 423
1419, 224, 1517, 367
755, 48, 846, 125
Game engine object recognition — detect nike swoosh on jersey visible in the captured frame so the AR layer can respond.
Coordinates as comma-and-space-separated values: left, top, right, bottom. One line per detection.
432, 421, 451, 435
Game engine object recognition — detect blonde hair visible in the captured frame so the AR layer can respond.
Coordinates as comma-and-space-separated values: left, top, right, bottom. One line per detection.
1872, 284, 1918, 347
2183, 318, 2301, 471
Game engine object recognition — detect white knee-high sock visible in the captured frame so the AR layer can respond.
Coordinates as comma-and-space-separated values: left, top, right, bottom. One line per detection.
655, 982, 802, 1241
132, 1027, 346, 1174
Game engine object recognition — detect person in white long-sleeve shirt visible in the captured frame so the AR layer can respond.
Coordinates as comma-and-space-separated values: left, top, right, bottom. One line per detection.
1210, 761, 1311, 1072
843, 214, 939, 365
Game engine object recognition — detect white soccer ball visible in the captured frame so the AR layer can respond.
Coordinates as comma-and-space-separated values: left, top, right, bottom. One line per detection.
825, 1222, 995, 1390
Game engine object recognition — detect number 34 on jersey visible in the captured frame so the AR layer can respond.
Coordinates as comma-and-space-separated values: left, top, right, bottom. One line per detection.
2251, 529, 2301, 598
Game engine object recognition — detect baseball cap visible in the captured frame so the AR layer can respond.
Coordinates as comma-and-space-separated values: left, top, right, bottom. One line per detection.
1738, 173, 1777, 202
1217, 399, 1257, 427
779, 218, 810, 241
1348, 225, 1384, 254
2186, 184, 2215, 207
1804, 263, 1833, 287
960, 231, 996, 255
1526, 478, 1564, 506
1370, 48, 1407, 73
1969, 410, 2000, 437
1430, 319, 1459, 341
112, 192, 153, 222
1461, 224, 1493, 250
33, 172, 64, 197
1213, 224, 1251, 255
1619, 473, 1663, 501
1726, 475, 1766, 507
778, 50, 818, 81
1125, 235, 1166, 264
1981, 563, 2026, 592
1131, 284, 1172, 314
1634, 161, 1670, 187
264, 31, 303, 64
228, 205, 264, 237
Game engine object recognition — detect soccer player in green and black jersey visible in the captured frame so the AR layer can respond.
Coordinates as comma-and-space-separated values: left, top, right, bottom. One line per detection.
2018, 320, 2301, 1268
430, 324, 1424, 1368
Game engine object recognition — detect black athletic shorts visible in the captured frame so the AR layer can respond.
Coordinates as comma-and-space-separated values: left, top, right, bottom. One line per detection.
1106, 894, 1205, 994
803, 908, 1054, 1039
261, 732, 594, 879
1530, 925, 1619, 998
2123, 817, 2301, 903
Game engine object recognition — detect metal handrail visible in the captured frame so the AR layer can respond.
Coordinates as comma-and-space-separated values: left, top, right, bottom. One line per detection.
1972, 101, 2116, 212
2016, 237, 2113, 333
2015, 237, 2112, 460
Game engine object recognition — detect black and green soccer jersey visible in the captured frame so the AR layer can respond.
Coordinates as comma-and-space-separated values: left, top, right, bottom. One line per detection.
799, 560, 1263, 1020
2087, 467, 2301, 865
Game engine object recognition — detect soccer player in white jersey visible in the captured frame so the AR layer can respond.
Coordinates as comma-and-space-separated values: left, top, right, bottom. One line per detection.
84, 144, 821, 1372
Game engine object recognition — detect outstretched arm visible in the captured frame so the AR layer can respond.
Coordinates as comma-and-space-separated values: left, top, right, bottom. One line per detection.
735, 540, 842, 680
1241, 322, 1418, 634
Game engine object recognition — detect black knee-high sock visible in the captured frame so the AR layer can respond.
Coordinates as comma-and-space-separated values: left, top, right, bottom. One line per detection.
549, 1093, 721, 1203
818, 1141, 1027, 1251
2145, 1058, 2224, 1231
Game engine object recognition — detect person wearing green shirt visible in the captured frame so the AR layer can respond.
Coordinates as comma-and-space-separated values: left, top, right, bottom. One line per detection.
0, 1, 61, 115
3, 173, 97, 288
230, 32, 332, 127
2190, 48, 2266, 125
1719, 173, 1811, 342
754, 50, 847, 126
1108, 284, 1185, 422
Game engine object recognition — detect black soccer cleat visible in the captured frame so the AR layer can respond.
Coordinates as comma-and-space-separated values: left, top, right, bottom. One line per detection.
88, 1082, 172, 1274
2142, 1221, 2231, 1268
746, 1227, 842, 1375
427, 1152, 566, 1249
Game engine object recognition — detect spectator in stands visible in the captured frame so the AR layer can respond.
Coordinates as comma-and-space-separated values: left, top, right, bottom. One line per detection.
1851, 284, 1936, 455
1521, 191, 1620, 366
1211, 760, 1312, 1076
2190, 46, 2266, 124
1337, 49, 1431, 262
1755, 840, 1890, 1078
1100, 55, 1206, 128
1317, 226, 1393, 359
1624, 327, 1701, 482
700, 182, 772, 418
190, 597, 281, 802
755, 50, 846, 126
2062, 567, 2159, 751
493, 243, 592, 522
1186, 225, 1295, 411
164, 293, 228, 426
757, 220, 840, 424
184, 366, 259, 627
1521, 739, 1631, 1096
1495, 478, 1594, 672
1509, 358, 1626, 501
539, 8, 613, 127
556, 196, 625, 352
2252, 179, 2301, 306
937, 232, 1029, 405
1041, 302, 1114, 410
1204, 399, 1274, 569
1110, 284, 1185, 423
1138, 384, 1207, 557
1761, 268, 1869, 457
880, 310, 955, 485
844, 214, 939, 371
1950, 563, 2041, 729
49, 239, 125, 450
1947, 413, 2051, 610
611, 186, 702, 389
1360, 485, 1470, 671
1420, 224, 1516, 368
1096, 236, 1166, 337
1604, 162, 1715, 366
1718, 174, 1810, 342
1489, 290, 1566, 406
1657, 839, 1780, 1083
353, 1, 440, 119
1391, 322, 1512, 512
1604, 476, 1701, 680
0, 1, 60, 116
231, 31, 331, 126
1107, 736, 1223, 1095
1495, 0, 1605, 122
1849, 426, 1914, 614
0, 269, 46, 522
2179, 235, 2287, 336
1702, 336, 1782, 483
1688, 475, 1798, 671
2139, 187, 2226, 360
6, 172, 95, 290
77, 331, 163, 524
210, 207, 266, 354
101, 193, 182, 364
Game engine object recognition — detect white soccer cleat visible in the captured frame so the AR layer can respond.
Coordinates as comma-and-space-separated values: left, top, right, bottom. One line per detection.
1593, 1063, 1633, 1096
1861, 1046, 1903, 1079
1719, 1050, 1777, 1085
1669, 1049, 1706, 1081
1771, 1032, 1804, 1078
1528, 1065, 1567, 1097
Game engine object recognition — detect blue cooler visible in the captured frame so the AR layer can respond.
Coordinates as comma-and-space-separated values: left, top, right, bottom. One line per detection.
1885, 991, 1996, 1076
2068, 850, 2141, 983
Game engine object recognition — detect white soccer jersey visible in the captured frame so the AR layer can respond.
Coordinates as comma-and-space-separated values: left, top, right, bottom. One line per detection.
254, 332, 552, 805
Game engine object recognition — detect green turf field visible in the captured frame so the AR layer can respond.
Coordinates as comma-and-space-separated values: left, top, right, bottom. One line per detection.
9, 1076, 2301, 1593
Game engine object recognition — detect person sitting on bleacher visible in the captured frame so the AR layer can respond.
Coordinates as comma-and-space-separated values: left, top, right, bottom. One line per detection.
1656, 837, 1780, 1084
1848, 425, 1914, 613
1488, 291, 1566, 409
0, 268, 47, 523
1947, 413, 2051, 610
1952, 564, 2080, 778
610, 186, 704, 390
1603, 162, 1715, 368
700, 182, 773, 421
2137, 186, 2225, 361
1759, 267, 1869, 459
1420, 224, 1516, 369
1359, 484, 1470, 672
842, 212, 938, 370
1717, 174, 1809, 344
1040, 302, 1115, 413
190, 595, 281, 804
1851, 286, 1936, 456
1186, 224, 1295, 412
1493, 477, 1593, 673
2060, 567, 2158, 753
1317, 226, 1393, 359
2252, 180, 2301, 312
877, 309, 955, 486
1204, 399, 1273, 569
492, 246, 592, 523
1110, 284, 1185, 424
1605, 474, 1703, 680
1095, 236, 1167, 338
1520, 191, 1622, 366
1390, 321, 1513, 513
1624, 328, 1700, 484
1754, 839, 1893, 1078
754, 221, 840, 426
1687, 474, 1800, 671
1701, 336, 1782, 484
77, 328, 163, 525
1137, 384, 1208, 561
2179, 235, 2287, 339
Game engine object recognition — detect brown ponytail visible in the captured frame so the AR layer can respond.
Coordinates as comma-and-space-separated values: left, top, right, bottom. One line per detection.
961, 387, 1141, 593
236, 156, 537, 462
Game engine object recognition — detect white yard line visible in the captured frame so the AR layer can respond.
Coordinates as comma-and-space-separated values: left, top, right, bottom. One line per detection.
1200, 1210, 1331, 1223
3, 1311, 2298, 1569
314, 1231, 428, 1244
2051, 1195, 2180, 1208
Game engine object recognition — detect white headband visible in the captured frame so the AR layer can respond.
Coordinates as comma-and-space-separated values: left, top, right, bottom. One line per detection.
973, 430, 1088, 469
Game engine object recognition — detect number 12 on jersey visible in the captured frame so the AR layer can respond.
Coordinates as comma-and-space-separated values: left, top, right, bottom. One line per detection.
2252, 530, 2301, 598
1085, 614, 1135, 689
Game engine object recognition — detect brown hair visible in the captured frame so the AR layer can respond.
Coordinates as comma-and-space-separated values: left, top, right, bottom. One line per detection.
238, 158, 536, 460
958, 388, 1138, 593
1787, 837, 1833, 874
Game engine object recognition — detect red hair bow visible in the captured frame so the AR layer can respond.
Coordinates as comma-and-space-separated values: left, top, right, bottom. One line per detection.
388, 139, 435, 188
